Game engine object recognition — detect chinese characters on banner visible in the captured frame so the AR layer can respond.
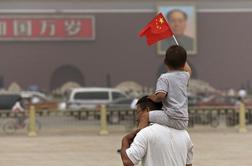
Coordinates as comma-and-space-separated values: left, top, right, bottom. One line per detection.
0, 15, 95, 41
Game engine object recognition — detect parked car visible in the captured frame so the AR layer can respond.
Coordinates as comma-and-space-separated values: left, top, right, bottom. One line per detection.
107, 98, 138, 124
20, 91, 47, 103
0, 93, 21, 110
20, 91, 59, 111
67, 87, 128, 110
108, 98, 138, 110
196, 95, 239, 107
188, 95, 202, 107
189, 95, 242, 127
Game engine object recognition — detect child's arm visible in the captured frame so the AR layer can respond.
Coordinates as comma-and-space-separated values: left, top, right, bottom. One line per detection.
138, 92, 166, 129
184, 62, 192, 76
149, 92, 166, 103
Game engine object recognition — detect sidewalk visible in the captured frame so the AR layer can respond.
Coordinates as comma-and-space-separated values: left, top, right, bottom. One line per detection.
0, 131, 251, 166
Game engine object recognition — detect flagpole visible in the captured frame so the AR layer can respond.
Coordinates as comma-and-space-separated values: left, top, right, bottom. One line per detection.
172, 35, 179, 46
160, 12, 179, 46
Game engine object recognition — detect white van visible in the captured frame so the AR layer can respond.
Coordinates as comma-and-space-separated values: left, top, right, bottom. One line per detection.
67, 87, 128, 110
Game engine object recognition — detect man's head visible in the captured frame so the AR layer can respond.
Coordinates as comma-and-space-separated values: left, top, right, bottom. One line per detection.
136, 96, 162, 122
164, 45, 187, 70
167, 9, 188, 36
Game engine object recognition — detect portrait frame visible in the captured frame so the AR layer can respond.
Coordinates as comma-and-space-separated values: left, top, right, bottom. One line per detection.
157, 3, 197, 55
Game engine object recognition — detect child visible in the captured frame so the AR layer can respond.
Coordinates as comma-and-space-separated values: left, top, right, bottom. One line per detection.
138, 45, 192, 130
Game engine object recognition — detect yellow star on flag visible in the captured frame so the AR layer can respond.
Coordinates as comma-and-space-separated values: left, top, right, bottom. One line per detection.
159, 18, 164, 24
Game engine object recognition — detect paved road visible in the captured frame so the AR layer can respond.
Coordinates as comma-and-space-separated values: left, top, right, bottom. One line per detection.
0, 131, 252, 166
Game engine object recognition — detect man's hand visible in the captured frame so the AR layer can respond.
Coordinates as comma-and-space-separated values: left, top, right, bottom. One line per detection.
121, 129, 141, 166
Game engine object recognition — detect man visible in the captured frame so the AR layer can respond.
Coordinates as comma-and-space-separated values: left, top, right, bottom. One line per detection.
161, 9, 194, 52
12, 97, 26, 127
121, 96, 193, 166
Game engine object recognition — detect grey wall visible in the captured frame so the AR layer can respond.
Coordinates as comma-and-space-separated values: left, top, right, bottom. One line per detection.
0, 11, 252, 91
190, 12, 252, 90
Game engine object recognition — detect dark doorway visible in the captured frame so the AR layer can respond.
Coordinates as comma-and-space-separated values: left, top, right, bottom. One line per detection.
0, 75, 4, 89
50, 65, 84, 90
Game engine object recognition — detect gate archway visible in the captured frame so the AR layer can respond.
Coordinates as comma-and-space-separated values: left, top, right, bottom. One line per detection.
50, 65, 84, 90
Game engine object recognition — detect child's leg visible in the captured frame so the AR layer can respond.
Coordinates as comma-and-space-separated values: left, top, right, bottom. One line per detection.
137, 110, 167, 129
150, 110, 188, 130
137, 110, 166, 129
149, 110, 169, 125
137, 111, 149, 129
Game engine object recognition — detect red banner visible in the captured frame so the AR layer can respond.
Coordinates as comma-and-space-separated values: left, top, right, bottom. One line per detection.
0, 15, 95, 41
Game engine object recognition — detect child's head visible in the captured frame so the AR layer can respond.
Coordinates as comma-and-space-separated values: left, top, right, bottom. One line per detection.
164, 45, 187, 70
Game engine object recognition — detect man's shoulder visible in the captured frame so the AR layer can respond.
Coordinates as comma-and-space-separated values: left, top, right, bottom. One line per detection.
148, 124, 190, 134
143, 123, 170, 133
140, 124, 189, 133
137, 124, 164, 135
134, 124, 163, 142
138, 123, 189, 140
136, 124, 191, 146
139, 124, 157, 133
133, 126, 154, 142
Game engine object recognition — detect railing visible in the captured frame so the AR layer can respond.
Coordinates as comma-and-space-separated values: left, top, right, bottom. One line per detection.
189, 106, 238, 128
0, 107, 136, 135
0, 104, 251, 136
189, 105, 252, 129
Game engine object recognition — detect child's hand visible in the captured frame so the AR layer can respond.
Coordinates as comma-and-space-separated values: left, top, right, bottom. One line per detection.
148, 94, 155, 102
148, 93, 166, 103
184, 62, 192, 76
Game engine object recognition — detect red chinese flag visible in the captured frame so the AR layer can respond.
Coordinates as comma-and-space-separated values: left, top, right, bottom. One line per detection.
139, 13, 174, 46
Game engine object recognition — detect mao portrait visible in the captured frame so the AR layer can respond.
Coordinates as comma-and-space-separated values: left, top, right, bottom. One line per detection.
158, 5, 197, 54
